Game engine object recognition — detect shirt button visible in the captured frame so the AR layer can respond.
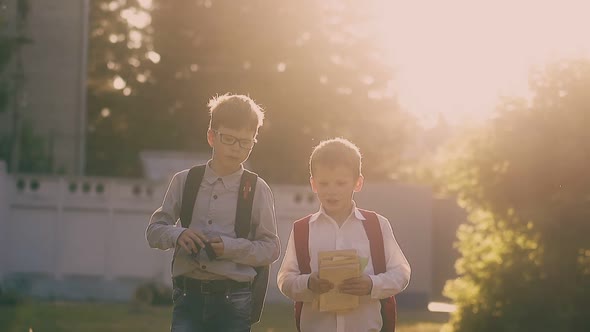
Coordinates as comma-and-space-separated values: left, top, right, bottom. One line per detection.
208, 220, 213, 225
213, 195, 218, 199
217, 177, 222, 182
202, 265, 207, 269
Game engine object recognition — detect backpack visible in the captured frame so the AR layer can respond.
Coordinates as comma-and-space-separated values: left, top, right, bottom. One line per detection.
178, 164, 270, 325
293, 209, 397, 332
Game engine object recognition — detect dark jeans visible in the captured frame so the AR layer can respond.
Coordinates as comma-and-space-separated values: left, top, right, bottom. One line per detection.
170, 283, 252, 332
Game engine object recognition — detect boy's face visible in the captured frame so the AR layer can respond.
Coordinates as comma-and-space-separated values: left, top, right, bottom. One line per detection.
207, 125, 257, 170
310, 164, 363, 218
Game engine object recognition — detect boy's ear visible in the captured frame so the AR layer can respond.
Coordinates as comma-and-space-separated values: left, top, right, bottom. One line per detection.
310, 176, 318, 193
354, 174, 364, 192
207, 129, 215, 147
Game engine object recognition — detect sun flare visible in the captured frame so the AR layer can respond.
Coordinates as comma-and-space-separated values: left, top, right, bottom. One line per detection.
370, 0, 590, 126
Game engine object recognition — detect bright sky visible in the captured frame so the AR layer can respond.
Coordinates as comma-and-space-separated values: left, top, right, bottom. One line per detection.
374, 0, 590, 126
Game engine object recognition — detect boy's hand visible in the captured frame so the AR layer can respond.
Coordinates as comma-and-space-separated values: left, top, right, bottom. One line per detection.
308, 272, 334, 294
208, 237, 224, 257
339, 274, 373, 296
177, 229, 208, 254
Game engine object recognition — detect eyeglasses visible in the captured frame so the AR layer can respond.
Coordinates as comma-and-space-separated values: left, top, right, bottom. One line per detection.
212, 130, 257, 149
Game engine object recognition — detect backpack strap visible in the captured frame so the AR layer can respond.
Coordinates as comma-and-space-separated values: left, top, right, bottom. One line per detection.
232, 169, 267, 325
359, 209, 386, 274
172, 165, 206, 276
235, 169, 258, 238
293, 215, 312, 274
293, 215, 313, 332
180, 166, 258, 233
359, 209, 397, 332
180, 165, 206, 228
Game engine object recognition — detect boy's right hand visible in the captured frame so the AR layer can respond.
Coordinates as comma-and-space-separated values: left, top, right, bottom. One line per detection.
308, 272, 334, 294
177, 229, 208, 254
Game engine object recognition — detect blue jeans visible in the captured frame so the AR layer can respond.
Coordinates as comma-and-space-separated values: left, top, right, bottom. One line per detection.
170, 284, 252, 332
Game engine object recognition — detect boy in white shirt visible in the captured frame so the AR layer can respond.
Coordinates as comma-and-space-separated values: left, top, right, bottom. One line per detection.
277, 137, 411, 332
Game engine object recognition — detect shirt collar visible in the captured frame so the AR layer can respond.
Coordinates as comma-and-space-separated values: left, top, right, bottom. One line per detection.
309, 200, 365, 224
203, 160, 244, 190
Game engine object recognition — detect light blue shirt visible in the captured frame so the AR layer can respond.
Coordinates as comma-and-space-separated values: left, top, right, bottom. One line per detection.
146, 162, 280, 281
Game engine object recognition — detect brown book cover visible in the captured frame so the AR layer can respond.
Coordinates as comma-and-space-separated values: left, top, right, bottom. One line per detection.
318, 249, 360, 312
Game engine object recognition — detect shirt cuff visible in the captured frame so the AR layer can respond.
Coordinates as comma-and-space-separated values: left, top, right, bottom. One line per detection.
218, 235, 240, 259
299, 274, 315, 302
170, 227, 188, 248
368, 274, 380, 299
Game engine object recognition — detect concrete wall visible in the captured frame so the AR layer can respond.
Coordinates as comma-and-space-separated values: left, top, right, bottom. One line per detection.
0, 172, 449, 306
1, 172, 170, 300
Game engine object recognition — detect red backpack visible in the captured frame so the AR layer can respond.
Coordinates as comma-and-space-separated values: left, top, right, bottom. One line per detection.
293, 209, 397, 332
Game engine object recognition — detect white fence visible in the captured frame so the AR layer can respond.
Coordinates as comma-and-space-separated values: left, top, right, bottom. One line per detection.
0, 161, 437, 306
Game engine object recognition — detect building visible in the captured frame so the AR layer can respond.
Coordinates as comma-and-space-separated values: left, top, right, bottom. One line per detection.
0, 0, 88, 175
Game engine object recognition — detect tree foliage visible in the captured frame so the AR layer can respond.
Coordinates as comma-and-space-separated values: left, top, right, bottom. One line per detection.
86, 0, 157, 177
87, 0, 414, 181
442, 59, 590, 332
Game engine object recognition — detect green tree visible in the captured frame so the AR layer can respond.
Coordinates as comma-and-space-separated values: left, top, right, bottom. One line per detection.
86, 0, 156, 177
442, 59, 590, 332
87, 0, 414, 181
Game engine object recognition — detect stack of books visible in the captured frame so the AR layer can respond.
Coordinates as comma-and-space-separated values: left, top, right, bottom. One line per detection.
318, 249, 361, 312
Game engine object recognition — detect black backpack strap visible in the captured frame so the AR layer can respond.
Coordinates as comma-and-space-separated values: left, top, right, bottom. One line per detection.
180, 165, 206, 228
171, 165, 206, 276
234, 169, 268, 325
235, 169, 258, 238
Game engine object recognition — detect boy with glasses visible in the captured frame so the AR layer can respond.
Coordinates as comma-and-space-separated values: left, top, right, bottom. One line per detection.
146, 93, 280, 332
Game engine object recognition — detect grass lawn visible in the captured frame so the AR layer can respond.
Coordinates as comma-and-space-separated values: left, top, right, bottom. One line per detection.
0, 301, 447, 332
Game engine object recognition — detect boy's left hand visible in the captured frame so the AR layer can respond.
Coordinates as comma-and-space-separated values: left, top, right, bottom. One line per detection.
208, 237, 224, 257
339, 274, 373, 296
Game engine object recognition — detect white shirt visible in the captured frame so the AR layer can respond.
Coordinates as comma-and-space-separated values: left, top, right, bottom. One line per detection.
146, 162, 280, 281
277, 204, 411, 332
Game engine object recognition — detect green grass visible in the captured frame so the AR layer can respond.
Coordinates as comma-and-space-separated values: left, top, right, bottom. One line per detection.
0, 301, 447, 332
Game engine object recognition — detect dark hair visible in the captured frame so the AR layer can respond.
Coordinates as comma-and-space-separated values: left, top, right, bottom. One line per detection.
208, 94, 264, 132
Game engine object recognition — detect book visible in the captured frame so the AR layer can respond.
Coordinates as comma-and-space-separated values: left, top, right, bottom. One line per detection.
317, 249, 360, 312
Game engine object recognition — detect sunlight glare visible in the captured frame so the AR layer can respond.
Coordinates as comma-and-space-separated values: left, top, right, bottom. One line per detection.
108, 1, 120, 11
371, 0, 590, 126
128, 30, 143, 49
113, 76, 126, 90
428, 301, 457, 313
147, 51, 161, 64
138, 0, 153, 10
121, 7, 151, 29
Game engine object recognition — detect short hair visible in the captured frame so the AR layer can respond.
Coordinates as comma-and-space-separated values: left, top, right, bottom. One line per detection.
309, 138, 362, 179
208, 93, 264, 132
